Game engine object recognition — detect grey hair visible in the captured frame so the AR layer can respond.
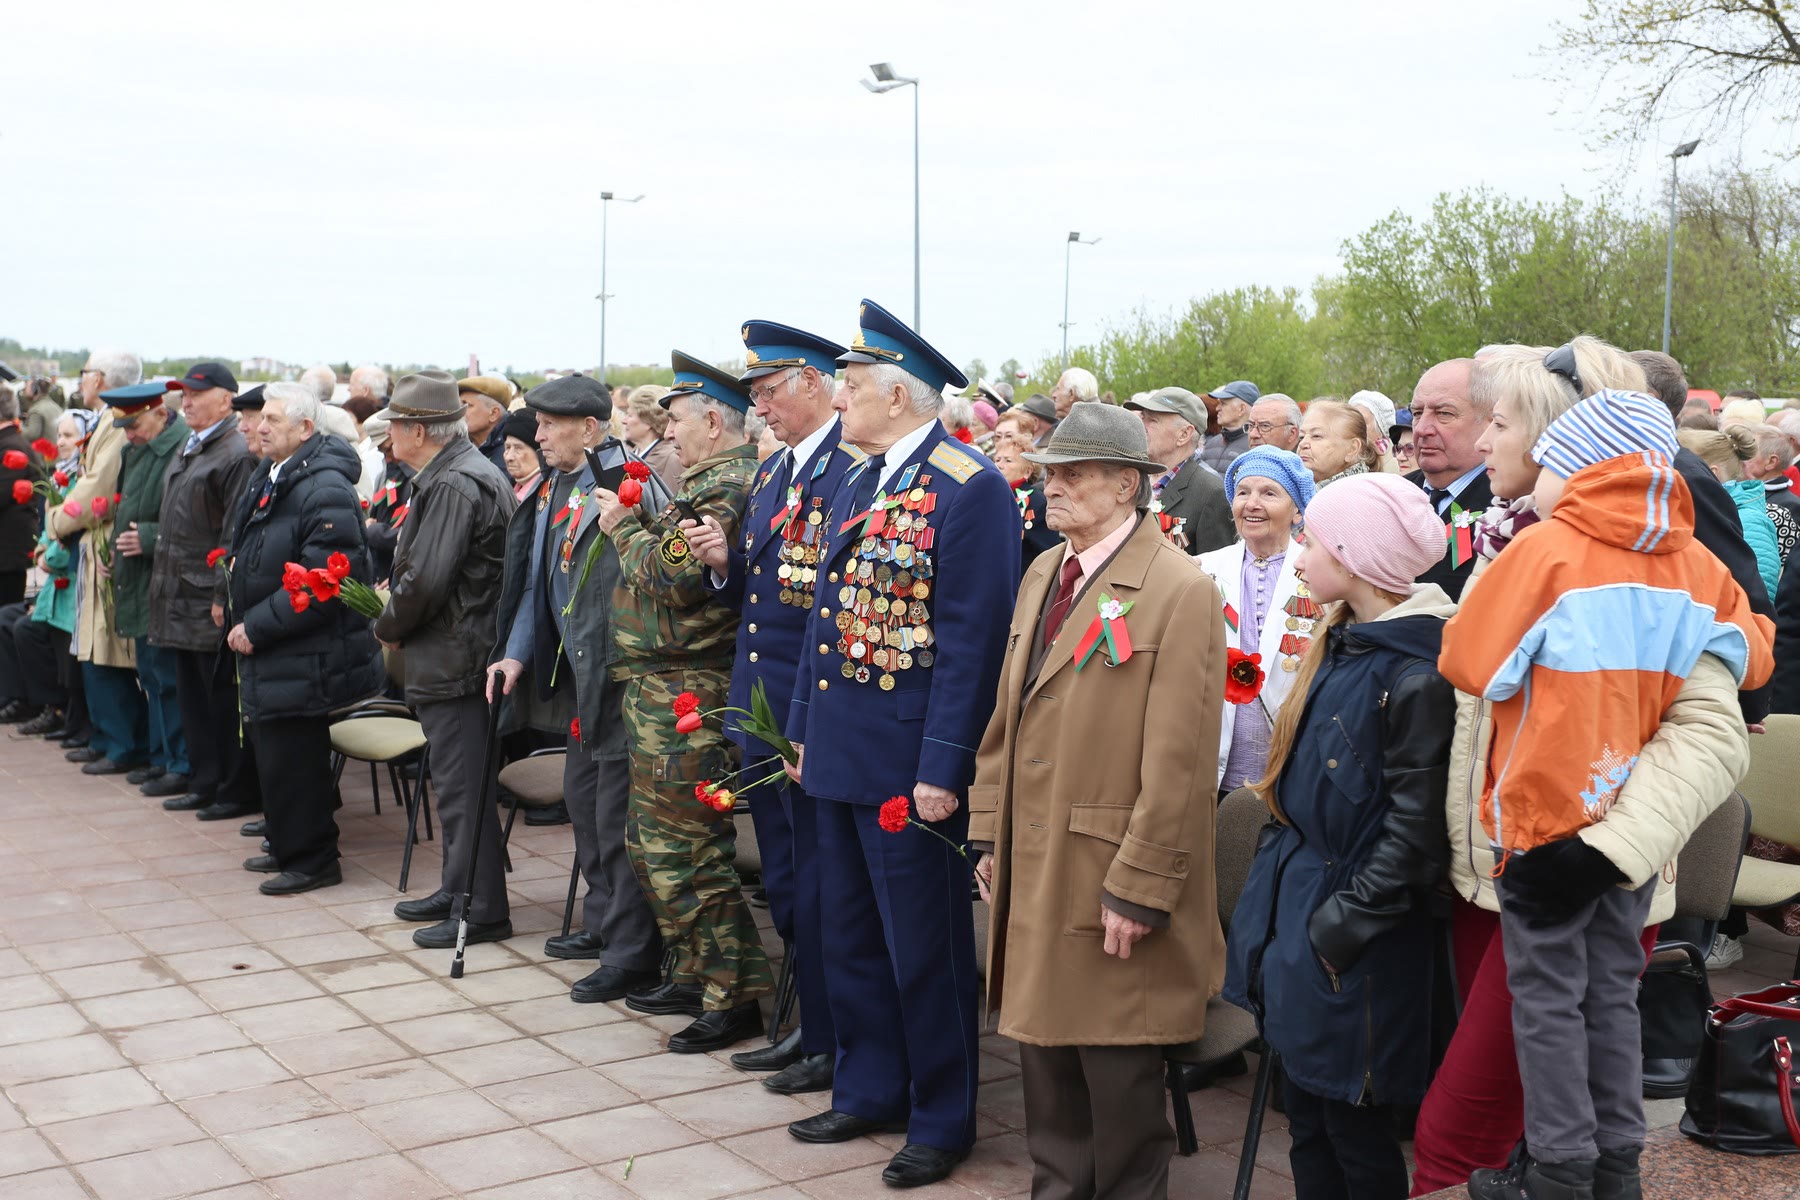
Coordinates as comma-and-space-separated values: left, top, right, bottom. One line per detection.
1134, 473, 1154, 508
350, 364, 390, 398
941, 392, 974, 432
0, 389, 15, 422
1059, 367, 1099, 402
680, 392, 746, 437
870, 362, 943, 416
1258, 393, 1304, 429
88, 348, 142, 389
421, 414, 469, 446
744, 411, 768, 443
806, 365, 837, 398
299, 364, 337, 404
264, 382, 321, 430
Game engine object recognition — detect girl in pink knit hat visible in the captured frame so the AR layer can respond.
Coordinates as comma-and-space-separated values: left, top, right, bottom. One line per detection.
1222, 472, 1458, 1200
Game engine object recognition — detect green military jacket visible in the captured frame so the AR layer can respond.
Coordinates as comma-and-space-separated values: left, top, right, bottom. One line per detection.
113, 414, 189, 640
609, 443, 756, 674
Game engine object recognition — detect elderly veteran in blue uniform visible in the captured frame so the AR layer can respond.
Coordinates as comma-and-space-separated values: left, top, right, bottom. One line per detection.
781, 299, 1021, 1189
683, 321, 861, 1094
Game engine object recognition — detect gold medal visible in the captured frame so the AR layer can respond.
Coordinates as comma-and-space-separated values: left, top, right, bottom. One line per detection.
841, 661, 857, 679
852, 618, 869, 638
836, 611, 853, 632
879, 673, 895, 691
908, 487, 925, 503
839, 585, 855, 606
1286, 616, 1299, 631
911, 581, 930, 600
808, 509, 822, 525
915, 625, 933, 648
779, 587, 794, 604
894, 570, 913, 590
856, 586, 873, 607
1282, 657, 1299, 672
873, 596, 890, 615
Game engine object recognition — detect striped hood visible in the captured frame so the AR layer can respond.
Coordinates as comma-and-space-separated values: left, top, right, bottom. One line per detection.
1551, 452, 1693, 556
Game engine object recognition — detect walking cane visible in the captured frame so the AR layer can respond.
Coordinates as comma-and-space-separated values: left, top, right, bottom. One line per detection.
451, 669, 507, 980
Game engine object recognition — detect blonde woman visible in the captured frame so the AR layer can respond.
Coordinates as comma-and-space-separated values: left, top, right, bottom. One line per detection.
1678, 426, 1783, 597
620, 384, 683, 488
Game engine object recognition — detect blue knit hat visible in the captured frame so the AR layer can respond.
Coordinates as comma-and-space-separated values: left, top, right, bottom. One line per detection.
1531, 389, 1679, 480
1225, 445, 1315, 512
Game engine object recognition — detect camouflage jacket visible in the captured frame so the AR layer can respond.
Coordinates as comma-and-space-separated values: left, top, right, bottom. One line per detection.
609, 443, 756, 673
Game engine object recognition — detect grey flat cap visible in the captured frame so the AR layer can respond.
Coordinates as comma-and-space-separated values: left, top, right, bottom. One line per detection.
1126, 386, 1208, 433
525, 374, 611, 421
1017, 393, 1058, 424
1023, 402, 1161, 473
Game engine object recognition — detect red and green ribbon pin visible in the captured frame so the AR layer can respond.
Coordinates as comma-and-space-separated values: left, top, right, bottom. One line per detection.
1074, 593, 1135, 670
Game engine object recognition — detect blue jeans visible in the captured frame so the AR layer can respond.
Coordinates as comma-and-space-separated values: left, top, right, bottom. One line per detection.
135, 639, 189, 776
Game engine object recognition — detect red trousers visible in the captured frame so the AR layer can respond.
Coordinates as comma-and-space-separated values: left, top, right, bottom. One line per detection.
1409, 898, 1658, 1195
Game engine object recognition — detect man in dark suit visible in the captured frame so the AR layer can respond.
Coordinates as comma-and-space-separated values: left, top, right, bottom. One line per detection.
1125, 387, 1234, 554
1405, 358, 1492, 601
685, 320, 861, 1094
782, 299, 1021, 1189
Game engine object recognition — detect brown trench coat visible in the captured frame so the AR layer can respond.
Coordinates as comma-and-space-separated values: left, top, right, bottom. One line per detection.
46, 419, 135, 669
968, 514, 1227, 1047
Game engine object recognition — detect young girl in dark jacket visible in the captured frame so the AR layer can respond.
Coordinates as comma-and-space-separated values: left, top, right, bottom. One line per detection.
1223, 473, 1457, 1200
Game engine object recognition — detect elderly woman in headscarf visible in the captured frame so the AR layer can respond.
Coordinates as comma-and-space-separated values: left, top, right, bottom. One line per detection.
1193, 446, 1316, 798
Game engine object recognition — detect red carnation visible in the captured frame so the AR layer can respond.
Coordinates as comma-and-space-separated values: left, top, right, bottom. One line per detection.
31, 438, 55, 459
289, 590, 311, 613
305, 567, 341, 602
11, 480, 31, 505
2, 450, 26, 470
616, 479, 643, 507
112, 492, 121, 506
1225, 648, 1266, 706
878, 796, 911, 834
90, 495, 109, 519
570, 717, 581, 740
675, 712, 703, 734
624, 460, 652, 482
672, 691, 700, 717
206, 548, 227, 568
360, 498, 369, 510
53, 578, 69, 591
326, 551, 351, 581
52, 470, 69, 488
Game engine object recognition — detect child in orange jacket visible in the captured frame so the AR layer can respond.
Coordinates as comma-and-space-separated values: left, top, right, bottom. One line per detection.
1441, 389, 1773, 1200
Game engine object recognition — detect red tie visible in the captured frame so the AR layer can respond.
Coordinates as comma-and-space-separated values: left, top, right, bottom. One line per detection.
1042, 556, 1084, 649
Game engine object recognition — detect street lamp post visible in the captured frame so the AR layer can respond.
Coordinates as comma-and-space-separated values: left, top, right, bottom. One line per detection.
597, 191, 644, 381
1663, 139, 1700, 355
862, 62, 921, 330
1061, 232, 1101, 366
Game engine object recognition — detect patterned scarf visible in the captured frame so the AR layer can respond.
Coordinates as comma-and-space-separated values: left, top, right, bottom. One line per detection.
1313, 462, 1369, 489
1472, 495, 1542, 563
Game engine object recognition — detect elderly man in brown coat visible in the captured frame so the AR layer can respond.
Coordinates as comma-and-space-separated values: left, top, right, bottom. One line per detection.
969, 403, 1228, 1200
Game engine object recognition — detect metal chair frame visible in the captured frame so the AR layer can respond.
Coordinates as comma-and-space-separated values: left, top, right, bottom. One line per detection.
328, 706, 434, 893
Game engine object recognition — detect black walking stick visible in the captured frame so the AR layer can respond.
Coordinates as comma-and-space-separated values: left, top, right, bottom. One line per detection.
451, 669, 508, 980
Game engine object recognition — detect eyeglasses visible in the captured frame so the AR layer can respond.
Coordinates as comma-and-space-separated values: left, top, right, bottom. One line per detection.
748, 368, 800, 407
1395, 442, 1418, 460
1544, 343, 1583, 398
1248, 420, 1290, 434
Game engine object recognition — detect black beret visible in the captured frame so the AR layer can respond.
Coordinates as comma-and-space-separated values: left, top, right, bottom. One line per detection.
525, 374, 611, 421
500, 408, 539, 446
232, 385, 267, 412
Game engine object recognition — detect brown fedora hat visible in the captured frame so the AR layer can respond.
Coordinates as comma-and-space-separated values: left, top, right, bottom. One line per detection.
385, 369, 468, 422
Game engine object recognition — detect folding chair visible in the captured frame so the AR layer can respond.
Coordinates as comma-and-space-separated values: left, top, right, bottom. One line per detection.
1728, 714, 1800, 975
496, 749, 577, 933
329, 705, 433, 892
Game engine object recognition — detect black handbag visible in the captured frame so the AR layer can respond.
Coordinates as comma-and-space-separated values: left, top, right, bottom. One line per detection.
1681, 982, 1800, 1154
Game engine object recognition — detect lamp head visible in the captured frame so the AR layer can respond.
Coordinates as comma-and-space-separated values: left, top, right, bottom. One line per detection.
871, 62, 895, 82
1673, 139, 1701, 158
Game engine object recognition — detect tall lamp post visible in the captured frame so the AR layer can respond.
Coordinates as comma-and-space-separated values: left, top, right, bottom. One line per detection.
861, 62, 921, 331
1662, 139, 1700, 355
597, 190, 644, 381
1061, 232, 1102, 365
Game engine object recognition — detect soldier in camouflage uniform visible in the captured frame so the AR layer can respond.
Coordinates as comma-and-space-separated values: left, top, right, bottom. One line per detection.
594, 350, 773, 1054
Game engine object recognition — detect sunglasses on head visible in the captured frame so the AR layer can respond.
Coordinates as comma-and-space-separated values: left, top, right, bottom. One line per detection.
1544, 343, 1583, 398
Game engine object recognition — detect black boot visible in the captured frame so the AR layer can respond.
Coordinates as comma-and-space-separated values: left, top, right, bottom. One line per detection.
1594, 1146, 1640, 1200
1469, 1145, 1597, 1200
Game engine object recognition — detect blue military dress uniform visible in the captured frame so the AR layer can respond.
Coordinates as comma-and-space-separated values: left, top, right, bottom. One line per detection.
785, 300, 1021, 1154
712, 321, 862, 1062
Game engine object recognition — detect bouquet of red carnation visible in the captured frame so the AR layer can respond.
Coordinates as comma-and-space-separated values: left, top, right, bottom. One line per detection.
670, 679, 800, 809
282, 551, 383, 617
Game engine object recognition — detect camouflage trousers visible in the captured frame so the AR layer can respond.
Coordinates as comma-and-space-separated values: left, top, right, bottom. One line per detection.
620, 666, 774, 1011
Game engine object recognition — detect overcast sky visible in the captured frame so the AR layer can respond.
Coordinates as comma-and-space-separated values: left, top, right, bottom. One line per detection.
1, 0, 1759, 377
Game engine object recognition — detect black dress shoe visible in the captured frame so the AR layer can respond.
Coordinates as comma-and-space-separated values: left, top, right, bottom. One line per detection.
788, 1110, 908, 1144
82, 757, 139, 776
243, 854, 281, 873
668, 1003, 763, 1054
543, 929, 604, 960
259, 864, 343, 895
883, 1144, 968, 1189
0, 700, 28, 723
731, 1026, 804, 1072
140, 773, 192, 797
523, 800, 571, 827
126, 765, 165, 785
162, 793, 209, 812
764, 1053, 834, 1095
17, 710, 63, 735
260, 840, 271, 853
1178, 1049, 1248, 1094
1643, 1056, 1696, 1099
197, 800, 260, 821
240, 818, 267, 837
626, 980, 705, 1017
571, 965, 660, 1004
65, 746, 103, 763
57, 733, 89, 748
394, 890, 454, 922
412, 917, 512, 949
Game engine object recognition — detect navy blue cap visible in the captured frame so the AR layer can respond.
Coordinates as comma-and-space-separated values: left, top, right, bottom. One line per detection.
1207, 380, 1261, 405
665, 351, 752, 414
738, 320, 846, 383
1391, 408, 1413, 430
835, 299, 968, 395
166, 362, 239, 394
233, 385, 266, 412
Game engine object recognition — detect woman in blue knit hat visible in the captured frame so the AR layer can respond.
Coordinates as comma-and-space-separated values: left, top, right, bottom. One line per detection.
1194, 445, 1316, 798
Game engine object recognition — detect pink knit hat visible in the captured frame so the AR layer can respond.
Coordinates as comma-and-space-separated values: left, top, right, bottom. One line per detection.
972, 399, 999, 430
1303, 473, 1445, 594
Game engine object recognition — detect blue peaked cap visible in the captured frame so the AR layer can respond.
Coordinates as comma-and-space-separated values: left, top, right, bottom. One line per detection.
664, 350, 752, 414
739, 320, 846, 383
835, 298, 968, 395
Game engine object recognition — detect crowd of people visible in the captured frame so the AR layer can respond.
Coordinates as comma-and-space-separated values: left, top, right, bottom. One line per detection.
1, 313, 1797, 1200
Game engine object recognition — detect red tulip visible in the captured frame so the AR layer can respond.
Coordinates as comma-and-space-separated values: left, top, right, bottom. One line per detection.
31, 439, 55, 459
305, 567, 341, 602
326, 551, 351, 581
90, 495, 109, 519
282, 562, 309, 595
53, 578, 69, 590
1, 450, 25, 470
616, 479, 643, 507
570, 717, 581, 740
61, 499, 81, 518
289, 590, 311, 613
1225, 648, 1266, 706
11, 480, 31, 504
674, 712, 703, 735
52, 470, 69, 488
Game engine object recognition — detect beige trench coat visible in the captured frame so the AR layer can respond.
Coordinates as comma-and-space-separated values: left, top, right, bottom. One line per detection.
46, 419, 134, 668
969, 514, 1227, 1047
